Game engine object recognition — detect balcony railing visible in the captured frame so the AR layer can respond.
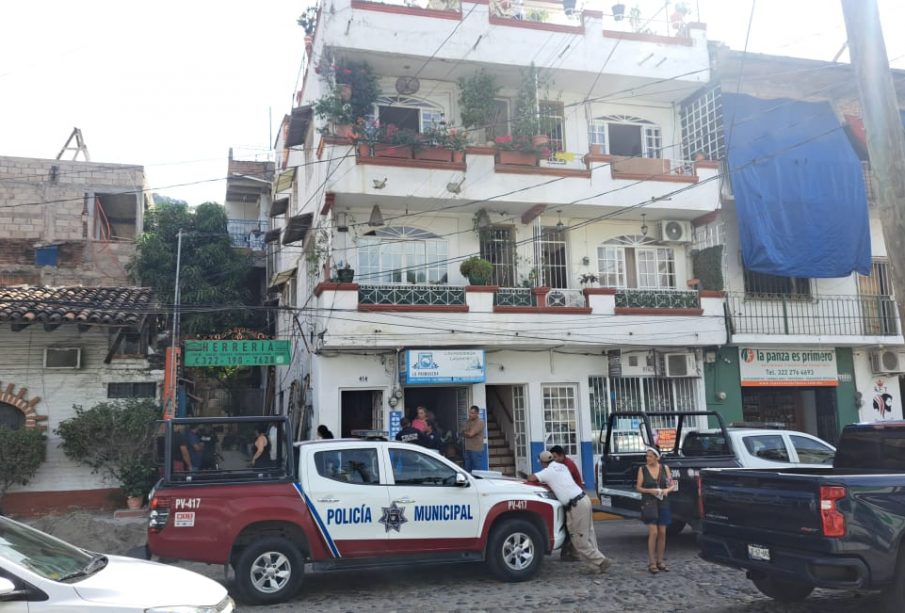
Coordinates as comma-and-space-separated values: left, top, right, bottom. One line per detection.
227, 219, 267, 251
616, 289, 700, 309
726, 292, 899, 337
359, 284, 466, 306
545, 288, 585, 307
494, 287, 536, 307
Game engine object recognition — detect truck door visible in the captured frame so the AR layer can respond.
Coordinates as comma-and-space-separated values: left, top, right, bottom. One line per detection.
598, 416, 652, 514
303, 446, 390, 558
384, 446, 480, 552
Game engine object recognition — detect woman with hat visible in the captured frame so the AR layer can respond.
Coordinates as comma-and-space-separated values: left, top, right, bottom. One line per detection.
635, 446, 675, 574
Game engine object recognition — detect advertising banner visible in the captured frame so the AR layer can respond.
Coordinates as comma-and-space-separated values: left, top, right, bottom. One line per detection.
739, 347, 838, 387
401, 349, 486, 385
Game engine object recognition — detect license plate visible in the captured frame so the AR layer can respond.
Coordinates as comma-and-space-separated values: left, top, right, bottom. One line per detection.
747, 545, 771, 561
599, 495, 612, 508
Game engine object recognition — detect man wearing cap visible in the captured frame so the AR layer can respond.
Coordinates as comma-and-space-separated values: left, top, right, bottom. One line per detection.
529, 450, 612, 574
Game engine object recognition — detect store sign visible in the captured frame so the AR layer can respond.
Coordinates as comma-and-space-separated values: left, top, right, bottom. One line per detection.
738, 347, 838, 387
401, 350, 485, 385
184, 339, 291, 367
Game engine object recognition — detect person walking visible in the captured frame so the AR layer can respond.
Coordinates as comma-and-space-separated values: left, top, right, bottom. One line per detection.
529, 450, 612, 574
636, 447, 675, 574
550, 445, 584, 562
461, 406, 486, 473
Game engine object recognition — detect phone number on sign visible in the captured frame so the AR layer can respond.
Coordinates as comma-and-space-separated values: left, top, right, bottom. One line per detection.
763, 368, 816, 377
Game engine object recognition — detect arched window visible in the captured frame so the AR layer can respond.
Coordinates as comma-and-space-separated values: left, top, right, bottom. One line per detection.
358, 226, 449, 284
588, 115, 662, 158
0, 402, 24, 430
597, 235, 675, 289
375, 95, 445, 133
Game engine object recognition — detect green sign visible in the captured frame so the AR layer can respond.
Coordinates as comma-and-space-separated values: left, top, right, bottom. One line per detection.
184, 339, 291, 367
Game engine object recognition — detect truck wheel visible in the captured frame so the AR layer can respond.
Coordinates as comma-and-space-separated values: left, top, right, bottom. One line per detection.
234, 537, 304, 605
486, 519, 543, 582
751, 575, 814, 602
666, 521, 686, 536
881, 550, 905, 613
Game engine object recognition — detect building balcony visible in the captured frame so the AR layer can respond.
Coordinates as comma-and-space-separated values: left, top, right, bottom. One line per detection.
726, 292, 905, 346
313, 283, 726, 348
317, 0, 708, 98
227, 219, 267, 251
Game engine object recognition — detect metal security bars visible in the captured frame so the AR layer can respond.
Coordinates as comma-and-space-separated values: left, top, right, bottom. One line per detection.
725, 292, 899, 336
358, 284, 466, 306
227, 219, 267, 251
512, 385, 528, 470
615, 289, 700, 309
479, 226, 517, 287
536, 225, 568, 289
494, 288, 535, 307
541, 384, 578, 457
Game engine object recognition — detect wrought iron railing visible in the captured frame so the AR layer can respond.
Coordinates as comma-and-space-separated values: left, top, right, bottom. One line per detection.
494, 287, 535, 307
227, 219, 267, 251
615, 289, 700, 309
358, 284, 466, 306
355, 0, 462, 11
545, 289, 585, 308
726, 292, 899, 336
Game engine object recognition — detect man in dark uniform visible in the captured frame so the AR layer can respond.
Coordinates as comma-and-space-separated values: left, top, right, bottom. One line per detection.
395, 417, 423, 444
417, 420, 443, 451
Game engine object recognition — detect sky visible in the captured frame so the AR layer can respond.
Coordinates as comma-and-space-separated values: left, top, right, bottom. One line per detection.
1, 0, 903, 206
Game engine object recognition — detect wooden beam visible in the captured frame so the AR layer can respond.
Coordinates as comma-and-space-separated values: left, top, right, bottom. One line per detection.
10, 323, 30, 332
521, 204, 547, 225
104, 328, 127, 364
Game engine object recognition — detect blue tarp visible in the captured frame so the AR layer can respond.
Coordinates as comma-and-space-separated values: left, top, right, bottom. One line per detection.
723, 94, 871, 278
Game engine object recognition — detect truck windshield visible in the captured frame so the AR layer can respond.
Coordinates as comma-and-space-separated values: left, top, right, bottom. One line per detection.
834, 427, 905, 470
681, 432, 731, 456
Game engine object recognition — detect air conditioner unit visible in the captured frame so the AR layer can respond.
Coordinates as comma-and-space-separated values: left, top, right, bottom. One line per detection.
44, 347, 82, 369
869, 349, 905, 374
620, 351, 657, 376
659, 220, 693, 243
664, 352, 697, 377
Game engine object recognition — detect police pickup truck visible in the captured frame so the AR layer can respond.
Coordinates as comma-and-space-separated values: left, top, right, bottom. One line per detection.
146, 417, 565, 605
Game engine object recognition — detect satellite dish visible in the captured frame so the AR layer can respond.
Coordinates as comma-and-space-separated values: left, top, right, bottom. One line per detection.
395, 76, 420, 95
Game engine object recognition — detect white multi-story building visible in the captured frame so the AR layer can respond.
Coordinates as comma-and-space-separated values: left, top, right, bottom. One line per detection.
267, 0, 724, 481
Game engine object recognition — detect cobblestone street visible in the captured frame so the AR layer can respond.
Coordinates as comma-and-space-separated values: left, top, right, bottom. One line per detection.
179, 520, 883, 612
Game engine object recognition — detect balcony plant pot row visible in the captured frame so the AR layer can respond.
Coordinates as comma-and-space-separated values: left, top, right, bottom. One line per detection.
497, 150, 538, 166
357, 142, 464, 163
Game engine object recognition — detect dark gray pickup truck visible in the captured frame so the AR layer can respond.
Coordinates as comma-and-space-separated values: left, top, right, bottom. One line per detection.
699, 421, 905, 611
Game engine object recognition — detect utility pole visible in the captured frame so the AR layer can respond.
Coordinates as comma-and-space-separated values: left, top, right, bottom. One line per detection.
841, 0, 905, 331
169, 229, 184, 417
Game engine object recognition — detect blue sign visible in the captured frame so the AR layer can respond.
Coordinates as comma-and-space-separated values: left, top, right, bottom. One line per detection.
388, 410, 402, 441
401, 350, 486, 385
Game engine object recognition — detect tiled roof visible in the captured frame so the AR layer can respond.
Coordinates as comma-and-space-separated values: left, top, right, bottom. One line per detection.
0, 286, 154, 328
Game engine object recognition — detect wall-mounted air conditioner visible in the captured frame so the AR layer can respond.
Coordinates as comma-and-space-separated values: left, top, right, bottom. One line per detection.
659, 220, 693, 243
44, 347, 82, 369
664, 352, 697, 377
869, 349, 905, 374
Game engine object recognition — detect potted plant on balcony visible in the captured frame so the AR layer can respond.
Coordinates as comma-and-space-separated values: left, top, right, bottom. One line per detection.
458, 69, 501, 145
314, 88, 355, 138
579, 272, 600, 288
495, 135, 543, 166
460, 256, 494, 285
336, 260, 355, 283
298, 6, 318, 50
372, 125, 418, 159
416, 122, 456, 162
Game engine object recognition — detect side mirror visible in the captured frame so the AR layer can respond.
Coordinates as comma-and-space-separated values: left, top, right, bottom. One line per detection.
455, 472, 469, 487
0, 577, 21, 598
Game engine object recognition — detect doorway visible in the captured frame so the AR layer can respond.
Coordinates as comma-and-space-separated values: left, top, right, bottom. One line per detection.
340, 390, 384, 438
740, 386, 838, 441
401, 386, 468, 436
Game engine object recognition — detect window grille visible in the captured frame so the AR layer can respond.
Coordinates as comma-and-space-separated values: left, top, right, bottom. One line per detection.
680, 87, 724, 161
512, 386, 528, 468
539, 101, 565, 152
480, 226, 517, 286
536, 225, 568, 289
743, 267, 811, 297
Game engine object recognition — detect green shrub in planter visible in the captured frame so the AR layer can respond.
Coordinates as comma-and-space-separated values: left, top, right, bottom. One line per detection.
460, 256, 494, 285
0, 428, 46, 500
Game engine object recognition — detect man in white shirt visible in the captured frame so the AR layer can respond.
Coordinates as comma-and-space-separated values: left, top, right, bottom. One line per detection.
528, 450, 611, 574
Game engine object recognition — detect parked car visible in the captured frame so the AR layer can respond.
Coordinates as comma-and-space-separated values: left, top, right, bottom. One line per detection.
146, 416, 565, 605
699, 421, 905, 612
595, 411, 836, 534
0, 514, 233, 612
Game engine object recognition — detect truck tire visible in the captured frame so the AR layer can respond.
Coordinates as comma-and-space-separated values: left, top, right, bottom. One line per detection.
881, 550, 905, 613
751, 575, 814, 602
234, 537, 304, 605
666, 520, 686, 536
486, 518, 543, 582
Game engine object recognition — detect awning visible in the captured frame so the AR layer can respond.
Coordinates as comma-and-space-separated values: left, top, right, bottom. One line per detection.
270, 197, 289, 217
263, 228, 281, 244
269, 267, 297, 289
287, 106, 313, 148
274, 168, 296, 194
282, 212, 313, 245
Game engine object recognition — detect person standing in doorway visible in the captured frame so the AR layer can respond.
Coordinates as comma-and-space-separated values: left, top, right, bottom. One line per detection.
529, 451, 612, 574
412, 406, 429, 432
462, 405, 486, 473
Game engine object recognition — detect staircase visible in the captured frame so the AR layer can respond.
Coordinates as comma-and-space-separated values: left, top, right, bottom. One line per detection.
486, 411, 516, 476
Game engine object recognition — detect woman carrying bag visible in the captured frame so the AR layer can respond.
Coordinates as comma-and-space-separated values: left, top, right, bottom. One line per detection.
636, 447, 676, 574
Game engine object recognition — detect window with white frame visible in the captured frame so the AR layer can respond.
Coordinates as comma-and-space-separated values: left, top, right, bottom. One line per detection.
541, 384, 578, 457
358, 226, 448, 284
536, 225, 568, 289
376, 95, 445, 133
512, 385, 528, 468
590, 115, 662, 158
597, 235, 676, 289
680, 87, 723, 161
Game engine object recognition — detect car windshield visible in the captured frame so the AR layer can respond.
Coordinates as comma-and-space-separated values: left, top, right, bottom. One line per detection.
0, 516, 95, 581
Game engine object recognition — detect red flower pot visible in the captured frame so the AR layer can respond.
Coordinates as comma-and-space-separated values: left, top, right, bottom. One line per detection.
498, 150, 537, 166
414, 146, 454, 162
374, 143, 413, 159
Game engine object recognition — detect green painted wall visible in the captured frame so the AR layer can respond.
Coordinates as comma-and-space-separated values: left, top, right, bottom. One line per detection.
703, 346, 743, 425
834, 347, 858, 434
